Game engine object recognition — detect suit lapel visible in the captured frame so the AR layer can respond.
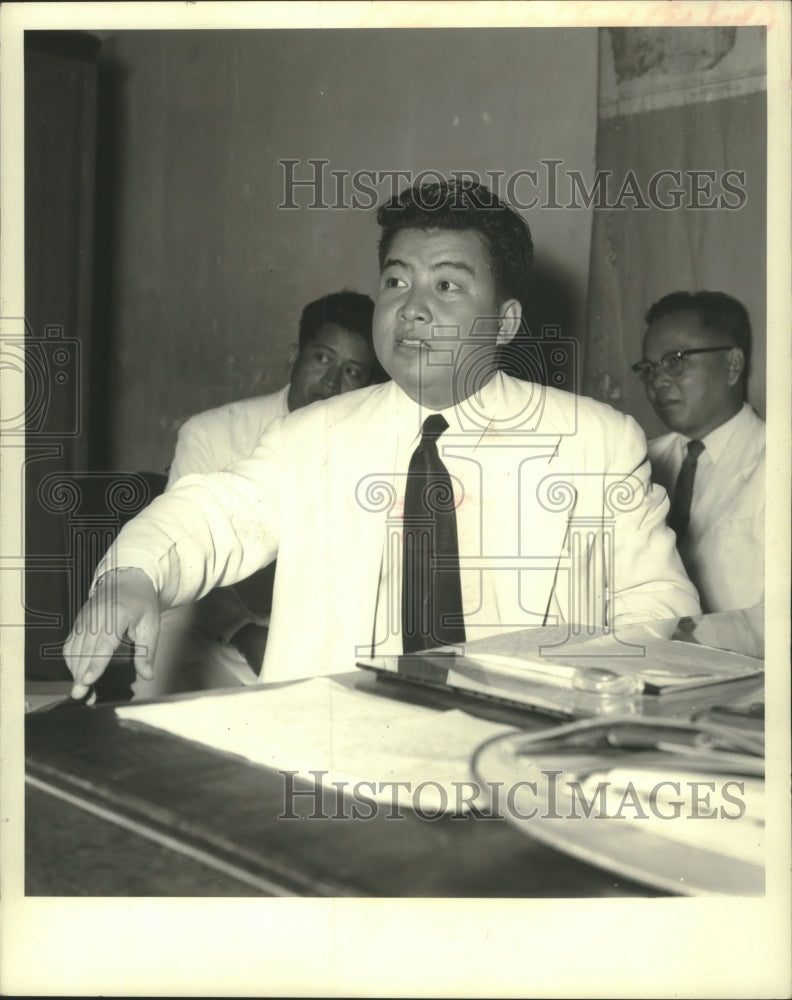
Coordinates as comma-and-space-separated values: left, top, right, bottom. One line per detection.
473, 407, 572, 626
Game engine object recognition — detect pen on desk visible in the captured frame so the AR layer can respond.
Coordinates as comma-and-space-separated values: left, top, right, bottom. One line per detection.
52, 687, 97, 710
460, 652, 578, 687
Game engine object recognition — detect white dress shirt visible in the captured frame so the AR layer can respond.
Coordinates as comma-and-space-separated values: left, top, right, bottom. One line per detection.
648, 402, 765, 612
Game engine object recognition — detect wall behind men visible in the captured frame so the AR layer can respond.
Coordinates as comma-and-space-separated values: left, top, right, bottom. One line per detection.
98, 28, 598, 474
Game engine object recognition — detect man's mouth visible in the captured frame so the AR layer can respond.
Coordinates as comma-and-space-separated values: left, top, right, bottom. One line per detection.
395, 336, 429, 350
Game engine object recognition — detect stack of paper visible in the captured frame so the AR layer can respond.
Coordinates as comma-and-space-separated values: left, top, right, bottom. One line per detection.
116, 677, 519, 815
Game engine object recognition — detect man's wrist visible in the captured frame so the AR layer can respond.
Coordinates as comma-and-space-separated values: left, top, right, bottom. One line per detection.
96, 566, 144, 582
91, 565, 155, 598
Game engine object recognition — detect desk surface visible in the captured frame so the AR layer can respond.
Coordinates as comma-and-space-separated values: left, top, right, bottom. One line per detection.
25, 672, 657, 897
26, 648, 763, 898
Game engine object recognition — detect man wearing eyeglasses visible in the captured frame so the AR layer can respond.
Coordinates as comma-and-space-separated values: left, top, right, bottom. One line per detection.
633, 291, 765, 613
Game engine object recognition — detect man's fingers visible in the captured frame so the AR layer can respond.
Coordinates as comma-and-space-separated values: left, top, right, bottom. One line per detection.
63, 569, 160, 693
66, 626, 126, 694
70, 678, 93, 700
63, 594, 132, 691
128, 608, 160, 680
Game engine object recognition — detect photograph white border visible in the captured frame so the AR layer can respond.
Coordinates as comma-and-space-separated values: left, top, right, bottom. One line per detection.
1, 2, 789, 996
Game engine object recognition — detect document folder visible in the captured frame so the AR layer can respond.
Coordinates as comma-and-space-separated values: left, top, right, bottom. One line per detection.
356, 612, 764, 720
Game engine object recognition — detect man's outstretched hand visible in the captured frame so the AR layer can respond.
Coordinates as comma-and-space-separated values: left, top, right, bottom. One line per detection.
63, 568, 161, 700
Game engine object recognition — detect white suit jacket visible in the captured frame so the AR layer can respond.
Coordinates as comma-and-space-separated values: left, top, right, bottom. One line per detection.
648, 403, 765, 613
98, 374, 700, 681
166, 385, 290, 487
163, 386, 290, 641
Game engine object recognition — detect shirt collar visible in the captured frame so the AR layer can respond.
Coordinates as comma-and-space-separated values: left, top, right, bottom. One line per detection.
392, 371, 504, 443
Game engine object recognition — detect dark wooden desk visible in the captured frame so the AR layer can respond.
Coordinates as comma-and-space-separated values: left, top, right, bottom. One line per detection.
25, 661, 763, 898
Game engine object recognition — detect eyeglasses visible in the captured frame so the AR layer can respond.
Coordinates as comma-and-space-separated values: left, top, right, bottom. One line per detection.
631, 346, 732, 383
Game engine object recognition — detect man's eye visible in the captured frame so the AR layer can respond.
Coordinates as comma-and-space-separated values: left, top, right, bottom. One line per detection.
314, 350, 331, 364
384, 275, 406, 289
345, 366, 364, 380
666, 354, 684, 372
437, 279, 460, 292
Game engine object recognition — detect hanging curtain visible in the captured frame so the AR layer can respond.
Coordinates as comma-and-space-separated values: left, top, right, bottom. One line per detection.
582, 26, 766, 439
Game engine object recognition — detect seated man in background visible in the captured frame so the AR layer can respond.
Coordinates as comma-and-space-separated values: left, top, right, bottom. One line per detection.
633, 290, 765, 613
135, 289, 385, 696
66, 179, 700, 700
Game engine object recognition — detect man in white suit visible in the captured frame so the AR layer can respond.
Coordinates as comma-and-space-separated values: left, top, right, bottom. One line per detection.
633, 290, 765, 612
135, 290, 384, 696
65, 180, 699, 697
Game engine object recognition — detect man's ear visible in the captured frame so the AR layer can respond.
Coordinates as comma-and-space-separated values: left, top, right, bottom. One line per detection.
496, 299, 522, 345
726, 346, 745, 386
287, 343, 300, 367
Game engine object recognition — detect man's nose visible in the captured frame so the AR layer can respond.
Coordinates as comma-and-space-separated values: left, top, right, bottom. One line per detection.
321, 363, 343, 391
399, 287, 431, 323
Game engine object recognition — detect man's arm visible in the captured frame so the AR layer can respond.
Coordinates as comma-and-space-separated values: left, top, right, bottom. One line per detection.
167, 407, 280, 668
63, 428, 287, 695
166, 409, 260, 622
63, 413, 218, 699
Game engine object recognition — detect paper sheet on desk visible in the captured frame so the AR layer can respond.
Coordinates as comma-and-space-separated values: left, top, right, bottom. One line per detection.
115, 678, 518, 814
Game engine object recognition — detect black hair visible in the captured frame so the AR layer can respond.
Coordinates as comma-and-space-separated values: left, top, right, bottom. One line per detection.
645, 290, 752, 381
376, 178, 534, 311
298, 290, 376, 350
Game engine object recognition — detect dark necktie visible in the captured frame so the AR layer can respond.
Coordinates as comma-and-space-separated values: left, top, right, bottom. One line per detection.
402, 414, 466, 653
668, 439, 705, 542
